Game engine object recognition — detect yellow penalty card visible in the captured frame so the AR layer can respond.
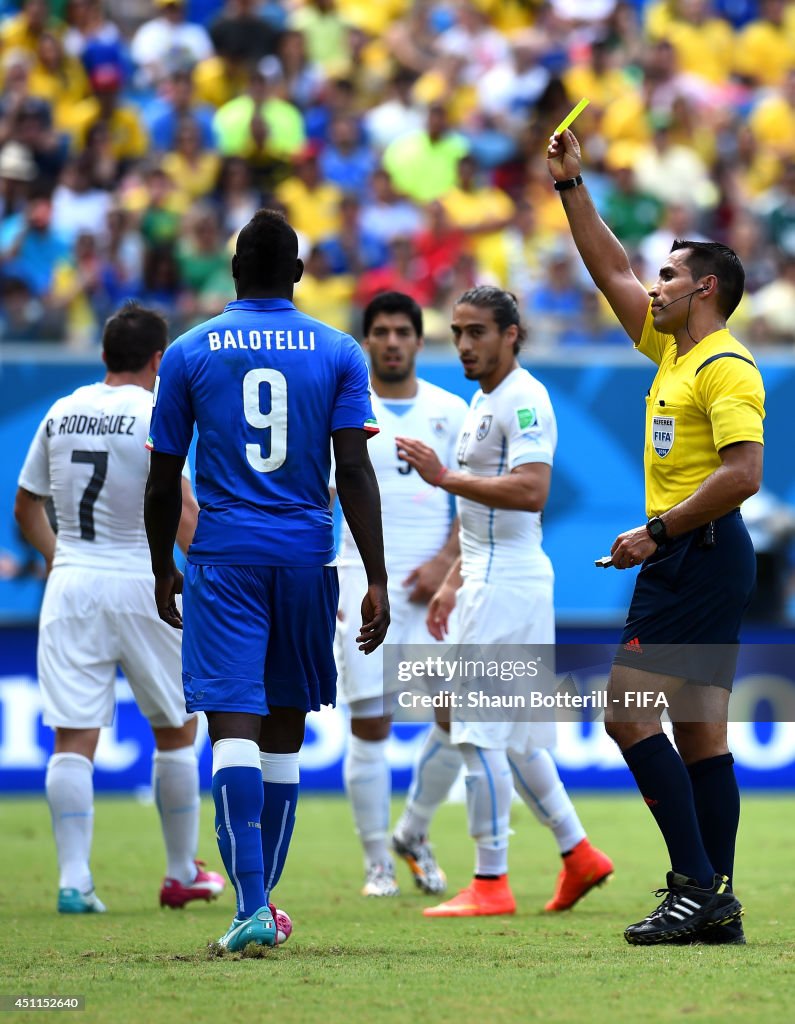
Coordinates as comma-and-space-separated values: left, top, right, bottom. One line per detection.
555, 98, 590, 135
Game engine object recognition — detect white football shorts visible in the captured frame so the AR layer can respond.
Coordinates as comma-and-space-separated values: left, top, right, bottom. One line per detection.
37, 567, 192, 730
335, 565, 458, 711
450, 575, 556, 751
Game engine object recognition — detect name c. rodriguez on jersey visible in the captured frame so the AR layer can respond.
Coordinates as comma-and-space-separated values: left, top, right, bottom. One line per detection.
46, 414, 137, 438
208, 328, 316, 352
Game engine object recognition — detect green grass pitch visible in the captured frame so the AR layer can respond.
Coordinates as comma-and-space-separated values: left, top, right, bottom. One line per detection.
1, 794, 793, 1024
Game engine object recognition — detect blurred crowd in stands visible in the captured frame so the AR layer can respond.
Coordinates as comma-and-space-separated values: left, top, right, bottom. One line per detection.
1, 0, 795, 347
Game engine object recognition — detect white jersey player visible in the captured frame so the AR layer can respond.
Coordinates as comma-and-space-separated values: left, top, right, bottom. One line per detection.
332, 292, 468, 899
336, 381, 467, 670
456, 367, 556, 591
14, 305, 224, 914
396, 286, 613, 917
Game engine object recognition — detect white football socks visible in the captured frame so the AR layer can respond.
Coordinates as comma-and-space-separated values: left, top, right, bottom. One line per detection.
46, 752, 94, 892
507, 746, 586, 854
153, 746, 200, 884
461, 745, 513, 877
260, 751, 300, 785
396, 724, 463, 841
343, 734, 391, 866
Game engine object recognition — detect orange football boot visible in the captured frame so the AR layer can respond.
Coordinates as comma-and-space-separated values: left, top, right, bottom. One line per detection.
544, 838, 613, 911
423, 875, 516, 917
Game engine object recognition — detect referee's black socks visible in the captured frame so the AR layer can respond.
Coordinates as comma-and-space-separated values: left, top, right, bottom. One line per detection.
622, 733, 715, 889
687, 752, 739, 887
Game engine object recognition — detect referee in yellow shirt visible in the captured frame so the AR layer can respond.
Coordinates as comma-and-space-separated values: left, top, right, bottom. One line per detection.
547, 129, 764, 948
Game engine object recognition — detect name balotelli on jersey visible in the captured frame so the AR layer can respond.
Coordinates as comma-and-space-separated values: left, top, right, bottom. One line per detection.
208, 329, 316, 351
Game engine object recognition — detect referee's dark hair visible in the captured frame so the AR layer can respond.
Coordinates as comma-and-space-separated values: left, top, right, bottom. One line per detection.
455, 285, 527, 355
234, 208, 301, 293
362, 291, 423, 339
671, 239, 745, 319
102, 303, 169, 373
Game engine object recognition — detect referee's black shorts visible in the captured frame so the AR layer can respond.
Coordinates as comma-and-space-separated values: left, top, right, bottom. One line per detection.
613, 509, 756, 689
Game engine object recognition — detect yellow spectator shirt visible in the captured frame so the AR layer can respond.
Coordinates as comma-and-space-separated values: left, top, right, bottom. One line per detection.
637, 306, 765, 518
213, 96, 305, 160
294, 273, 354, 333
274, 178, 342, 244
473, 0, 540, 34
646, 6, 735, 84
442, 184, 514, 283
749, 93, 795, 160
193, 56, 249, 109
0, 14, 61, 55
291, 5, 349, 75
27, 58, 90, 131
735, 17, 795, 86
383, 131, 469, 204
65, 101, 149, 162
336, 0, 407, 36
562, 65, 630, 114
601, 90, 651, 147
161, 151, 221, 202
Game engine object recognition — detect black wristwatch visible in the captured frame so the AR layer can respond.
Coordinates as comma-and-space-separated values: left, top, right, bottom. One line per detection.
553, 174, 583, 192
646, 516, 668, 546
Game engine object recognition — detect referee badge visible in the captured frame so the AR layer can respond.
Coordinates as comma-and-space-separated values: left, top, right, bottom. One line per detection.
652, 414, 675, 458
476, 415, 493, 440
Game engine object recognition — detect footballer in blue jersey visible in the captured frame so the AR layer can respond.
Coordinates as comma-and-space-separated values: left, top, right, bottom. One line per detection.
145, 210, 389, 951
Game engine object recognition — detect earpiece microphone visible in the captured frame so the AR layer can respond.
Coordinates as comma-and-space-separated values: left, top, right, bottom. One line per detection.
656, 286, 707, 311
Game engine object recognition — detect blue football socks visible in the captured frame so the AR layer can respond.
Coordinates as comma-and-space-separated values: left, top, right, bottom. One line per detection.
260, 752, 299, 901
211, 739, 266, 919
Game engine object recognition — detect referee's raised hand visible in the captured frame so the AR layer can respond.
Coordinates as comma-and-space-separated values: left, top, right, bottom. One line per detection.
547, 128, 582, 182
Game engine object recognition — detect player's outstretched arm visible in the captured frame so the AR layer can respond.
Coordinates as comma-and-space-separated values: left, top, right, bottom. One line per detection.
14, 487, 56, 574
547, 129, 649, 344
144, 451, 186, 629
332, 427, 390, 653
397, 436, 550, 511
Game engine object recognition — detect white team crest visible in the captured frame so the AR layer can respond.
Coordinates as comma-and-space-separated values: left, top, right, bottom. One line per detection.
652, 415, 675, 458
476, 415, 493, 440
429, 417, 448, 437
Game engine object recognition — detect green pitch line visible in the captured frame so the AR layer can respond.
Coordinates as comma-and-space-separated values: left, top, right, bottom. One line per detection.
1, 795, 793, 1024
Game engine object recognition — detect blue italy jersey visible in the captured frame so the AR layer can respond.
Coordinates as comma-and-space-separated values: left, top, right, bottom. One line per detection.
148, 298, 377, 566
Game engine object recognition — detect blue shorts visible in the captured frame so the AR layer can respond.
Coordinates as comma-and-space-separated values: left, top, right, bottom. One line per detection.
181, 563, 339, 715
613, 510, 756, 688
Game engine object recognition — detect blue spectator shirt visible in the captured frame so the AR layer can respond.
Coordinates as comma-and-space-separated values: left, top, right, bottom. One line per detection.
144, 102, 217, 152
0, 215, 70, 296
